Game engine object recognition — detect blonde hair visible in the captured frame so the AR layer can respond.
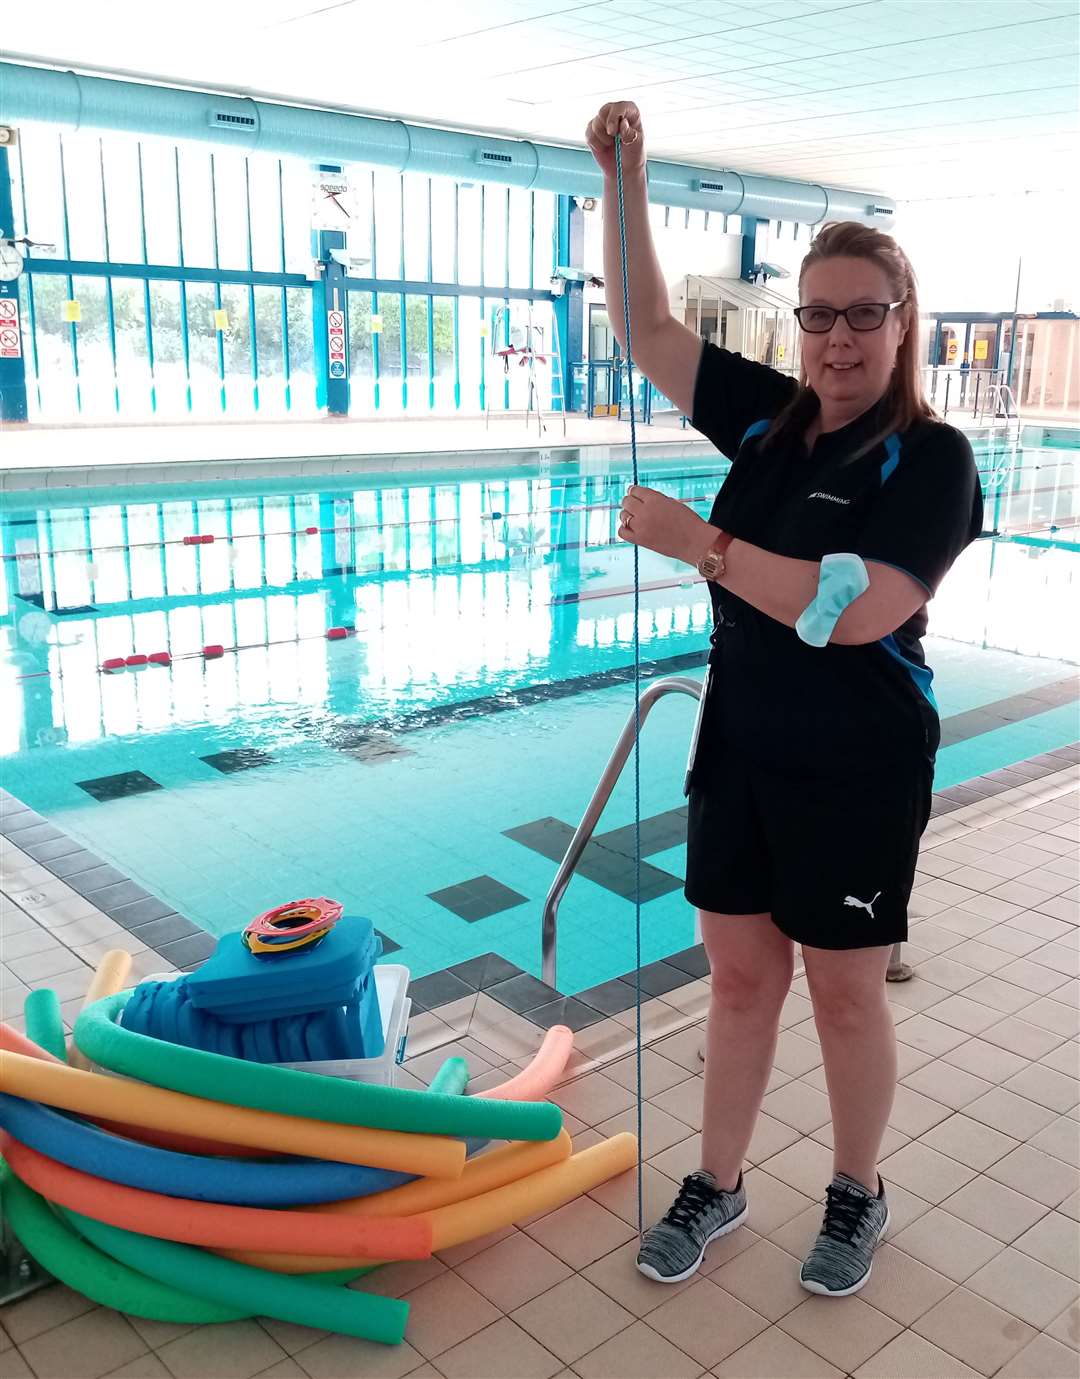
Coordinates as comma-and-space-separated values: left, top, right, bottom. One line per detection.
767, 220, 934, 454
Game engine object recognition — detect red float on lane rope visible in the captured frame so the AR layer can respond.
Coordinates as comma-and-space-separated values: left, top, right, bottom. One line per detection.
203, 645, 225, 659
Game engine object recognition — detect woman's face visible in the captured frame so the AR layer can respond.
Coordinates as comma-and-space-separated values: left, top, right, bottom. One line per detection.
799, 256, 907, 418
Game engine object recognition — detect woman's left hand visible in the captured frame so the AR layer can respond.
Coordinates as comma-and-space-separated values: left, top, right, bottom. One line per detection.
618, 486, 715, 564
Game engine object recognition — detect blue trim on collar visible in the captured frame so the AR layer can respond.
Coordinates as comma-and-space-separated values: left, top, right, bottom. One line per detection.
741, 418, 770, 446
880, 433, 901, 483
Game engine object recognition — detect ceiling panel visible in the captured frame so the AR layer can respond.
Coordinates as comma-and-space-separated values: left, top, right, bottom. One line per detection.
2, 0, 1076, 199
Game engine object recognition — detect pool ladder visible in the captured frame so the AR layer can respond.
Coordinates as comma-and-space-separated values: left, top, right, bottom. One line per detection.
539, 673, 909, 989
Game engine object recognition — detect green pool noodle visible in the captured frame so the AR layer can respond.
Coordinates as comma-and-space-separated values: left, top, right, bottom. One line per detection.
0, 1160, 244, 1324
24, 989, 66, 1061
65, 1208, 409, 1345
427, 1057, 469, 1095
75, 992, 560, 1142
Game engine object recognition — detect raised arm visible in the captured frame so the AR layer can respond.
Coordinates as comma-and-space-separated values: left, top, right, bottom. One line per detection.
586, 101, 703, 416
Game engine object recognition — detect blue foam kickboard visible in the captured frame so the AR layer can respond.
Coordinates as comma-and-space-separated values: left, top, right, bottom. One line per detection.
186, 914, 381, 1019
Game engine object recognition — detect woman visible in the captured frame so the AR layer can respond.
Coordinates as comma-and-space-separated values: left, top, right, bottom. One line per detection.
586, 102, 982, 1297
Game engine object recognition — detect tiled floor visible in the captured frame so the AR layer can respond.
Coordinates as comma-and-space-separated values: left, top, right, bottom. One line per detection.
1, 758, 1077, 1378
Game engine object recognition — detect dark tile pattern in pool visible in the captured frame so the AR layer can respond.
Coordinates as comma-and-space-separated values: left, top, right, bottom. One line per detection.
76, 771, 163, 802
505, 815, 683, 902
427, 875, 529, 922
201, 749, 275, 774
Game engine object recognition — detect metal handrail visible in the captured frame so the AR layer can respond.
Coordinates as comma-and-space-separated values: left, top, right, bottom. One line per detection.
540, 675, 703, 988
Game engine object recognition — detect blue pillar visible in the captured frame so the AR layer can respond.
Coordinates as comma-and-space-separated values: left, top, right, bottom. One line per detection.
0, 145, 29, 423
310, 165, 350, 417
740, 217, 769, 283
553, 194, 584, 412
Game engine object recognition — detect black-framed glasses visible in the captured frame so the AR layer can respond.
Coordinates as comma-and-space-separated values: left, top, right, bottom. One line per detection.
794, 301, 905, 333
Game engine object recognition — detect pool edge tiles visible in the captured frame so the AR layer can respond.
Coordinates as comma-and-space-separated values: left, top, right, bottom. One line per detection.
2, 740, 1076, 1044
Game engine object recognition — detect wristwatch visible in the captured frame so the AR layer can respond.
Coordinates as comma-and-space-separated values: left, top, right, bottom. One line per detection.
697, 530, 734, 581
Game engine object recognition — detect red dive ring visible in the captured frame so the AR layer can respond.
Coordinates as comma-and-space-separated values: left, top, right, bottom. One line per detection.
243, 897, 344, 953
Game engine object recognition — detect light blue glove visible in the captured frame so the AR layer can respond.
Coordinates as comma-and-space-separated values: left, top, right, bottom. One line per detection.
795, 552, 870, 648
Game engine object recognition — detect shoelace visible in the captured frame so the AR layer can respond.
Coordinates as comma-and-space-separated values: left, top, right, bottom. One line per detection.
821, 1183, 872, 1243
663, 1174, 720, 1230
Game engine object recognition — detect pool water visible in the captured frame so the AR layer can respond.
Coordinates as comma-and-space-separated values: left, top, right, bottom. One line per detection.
2, 440, 1077, 993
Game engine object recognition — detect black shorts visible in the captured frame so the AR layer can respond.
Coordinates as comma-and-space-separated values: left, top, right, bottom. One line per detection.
684, 746, 933, 950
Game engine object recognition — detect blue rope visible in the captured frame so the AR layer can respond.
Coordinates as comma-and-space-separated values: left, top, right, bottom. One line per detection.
613, 134, 644, 1241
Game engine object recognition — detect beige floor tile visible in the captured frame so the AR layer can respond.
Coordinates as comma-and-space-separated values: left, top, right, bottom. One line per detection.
1004, 1061, 1079, 1113
887, 977, 955, 1014
293, 1332, 425, 1378
851, 1330, 981, 1378
511, 1276, 633, 1367
155, 1321, 286, 1379
524, 1194, 635, 1270
581, 1239, 702, 1317
646, 1277, 768, 1368
1045, 1298, 1080, 1351
895, 1013, 970, 1057
572, 1318, 702, 1379
104, 1355, 173, 1378
912, 1286, 1038, 1376
1013, 1210, 1080, 1281
746, 1111, 802, 1165
889, 1205, 1003, 1281
399, 1271, 501, 1360
760, 1079, 831, 1135
996, 1333, 1080, 1378
964, 1085, 1060, 1139
942, 1173, 1049, 1243
1031, 944, 1080, 979
611, 997, 686, 1043
456, 1232, 572, 1314
981, 1014, 1067, 1060
711, 1324, 843, 1377
772, 1030, 824, 1077
664, 980, 711, 1019
755, 1138, 833, 1201
361, 1258, 448, 1297
925, 993, 1004, 1036
604, 1049, 692, 1098
979, 924, 1047, 957
595, 1101, 693, 1159
780, 991, 814, 1029
21, 1310, 148, 1379
920, 1112, 1021, 1171
986, 1143, 1079, 1208
433, 1318, 562, 1379
908, 919, 970, 954
779, 1295, 902, 1373
549, 1071, 635, 1125
587, 1160, 680, 1229
856, 1242, 954, 1326
1031, 1115, 1080, 1168
1062, 1190, 1080, 1221
894, 1040, 936, 1079
962, 974, 1040, 1017
0, 1346, 31, 1378
1024, 996, 1080, 1039
709, 1238, 806, 1321
652, 1026, 709, 1072
910, 955, 985, 993
944, 939, 1016, 975
649, 1130, 703, 1183
0, 1283, 97, 1344
650, 1076, 705, 1131
741, 1168, 816, 1235
253, 1320, 326, 1359
933, 909, 997, 940
943, 1036, 1031, 1082
1040, 1042, 1080, 1078
888, 1083, 955, 1136
965, 1247, 1080, 1328
881, 1139, 977, 1204
1009, 910, 1077, 943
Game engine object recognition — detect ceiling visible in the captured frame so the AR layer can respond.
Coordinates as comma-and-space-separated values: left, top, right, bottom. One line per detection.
3, 0, 1078, 201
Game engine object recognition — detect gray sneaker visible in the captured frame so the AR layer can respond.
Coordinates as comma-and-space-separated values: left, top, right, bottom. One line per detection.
800, 1173, 890, 1296
636, 1171, 748, 1283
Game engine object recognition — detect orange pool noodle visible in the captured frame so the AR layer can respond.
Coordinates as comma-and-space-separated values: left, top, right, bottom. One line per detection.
2, 1135, 433, 1260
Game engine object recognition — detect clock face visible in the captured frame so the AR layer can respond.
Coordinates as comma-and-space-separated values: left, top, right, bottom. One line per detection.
311, 176, 355, 231
0, 241, 23, 283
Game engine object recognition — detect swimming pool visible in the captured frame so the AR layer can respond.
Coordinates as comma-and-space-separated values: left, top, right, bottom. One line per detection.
2, 438, 1077, 995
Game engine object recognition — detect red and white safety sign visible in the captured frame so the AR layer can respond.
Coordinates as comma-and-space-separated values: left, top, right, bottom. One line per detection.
0, 296, 20, 359
326, 309, 346, 363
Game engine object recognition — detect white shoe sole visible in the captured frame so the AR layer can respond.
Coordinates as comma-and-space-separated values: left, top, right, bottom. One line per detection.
636, 1204, 749, 1284
799, 1207, 890, 1297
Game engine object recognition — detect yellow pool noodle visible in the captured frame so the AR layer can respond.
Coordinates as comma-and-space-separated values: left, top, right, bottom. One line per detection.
68, 951, 133, 1072
0, 1051, 464, 1180
224, 1132, 638, 1273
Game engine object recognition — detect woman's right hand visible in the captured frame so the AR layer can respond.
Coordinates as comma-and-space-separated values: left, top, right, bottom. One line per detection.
585, 101, 645, 179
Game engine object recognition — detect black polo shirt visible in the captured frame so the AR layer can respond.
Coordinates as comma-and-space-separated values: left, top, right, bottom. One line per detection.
691, 344, 983, 779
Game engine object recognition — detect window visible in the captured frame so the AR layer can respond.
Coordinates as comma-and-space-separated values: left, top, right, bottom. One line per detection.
402, 174, 430, 281
249, 156, 285, 272
430, 180, 456, 282
101, 137, 144, 263
373, 170, 403, 279
63, 134, 107, 261
483, 185, 508, 289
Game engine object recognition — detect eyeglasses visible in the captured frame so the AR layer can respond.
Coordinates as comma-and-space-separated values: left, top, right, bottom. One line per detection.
794, 301, 905, 333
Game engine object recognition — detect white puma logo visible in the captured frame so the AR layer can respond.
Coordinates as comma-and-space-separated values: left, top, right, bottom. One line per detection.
844, 891, 881, 919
